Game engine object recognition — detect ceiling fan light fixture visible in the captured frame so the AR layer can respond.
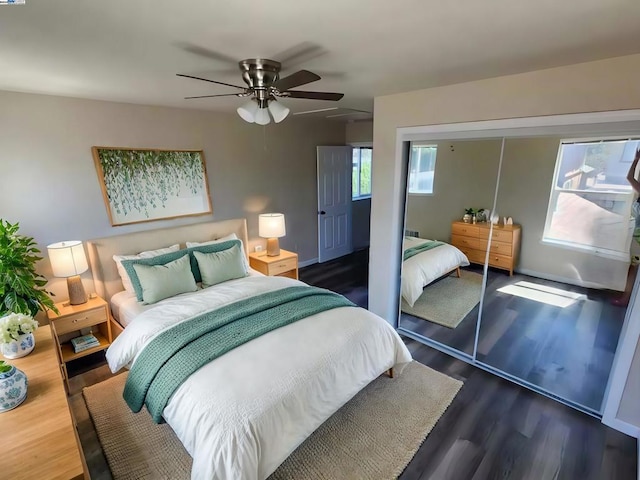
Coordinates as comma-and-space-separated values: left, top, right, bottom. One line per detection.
268, 100, 290, 123
254, 107, 271, 125
237, 99, 258, 123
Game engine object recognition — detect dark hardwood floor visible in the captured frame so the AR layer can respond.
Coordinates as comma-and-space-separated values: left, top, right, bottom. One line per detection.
68, 250, 637, 479
400, 265, 627, 412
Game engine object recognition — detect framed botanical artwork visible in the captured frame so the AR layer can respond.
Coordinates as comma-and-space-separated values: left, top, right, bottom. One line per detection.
92, 147, 212, 226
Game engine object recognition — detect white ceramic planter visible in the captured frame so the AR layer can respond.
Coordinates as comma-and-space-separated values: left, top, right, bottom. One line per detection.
1, 332, 35, 359
0, 365, 28, 413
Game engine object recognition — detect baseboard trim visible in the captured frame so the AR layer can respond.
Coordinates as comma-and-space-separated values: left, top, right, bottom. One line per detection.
517, 268, 618, 291
298, 258, 318, 268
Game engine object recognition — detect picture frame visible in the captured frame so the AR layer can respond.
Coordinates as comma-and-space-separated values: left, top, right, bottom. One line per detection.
92, 147, 212, 226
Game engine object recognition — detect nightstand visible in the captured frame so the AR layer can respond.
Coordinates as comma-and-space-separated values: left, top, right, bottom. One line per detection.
249, 249, 299, 279
47, 295, 113, 390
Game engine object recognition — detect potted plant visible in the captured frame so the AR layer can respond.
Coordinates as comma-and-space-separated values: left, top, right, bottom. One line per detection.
0, 359, 28, 413
0, 220, 58, 357
463, 208, 477, 223
0, 313, 39, 358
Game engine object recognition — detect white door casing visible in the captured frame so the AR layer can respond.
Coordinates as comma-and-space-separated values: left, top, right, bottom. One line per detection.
317, 146, 353, 262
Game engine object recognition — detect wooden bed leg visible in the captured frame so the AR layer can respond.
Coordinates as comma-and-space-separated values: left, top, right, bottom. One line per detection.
456, 267, 461, 278
387, 368, 394, 378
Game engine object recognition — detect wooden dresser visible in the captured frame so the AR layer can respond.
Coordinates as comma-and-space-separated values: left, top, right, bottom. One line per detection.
451, 221, 521, 275
0, 325, 86, 479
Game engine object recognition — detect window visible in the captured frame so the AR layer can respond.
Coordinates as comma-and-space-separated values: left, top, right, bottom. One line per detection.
408, 144, 437, 194
352, 147, 372, 199
543, 138, 639, 258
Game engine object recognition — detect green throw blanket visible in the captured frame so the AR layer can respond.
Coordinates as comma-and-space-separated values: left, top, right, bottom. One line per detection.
123, 286, 355, 423
403, 240, 445, 261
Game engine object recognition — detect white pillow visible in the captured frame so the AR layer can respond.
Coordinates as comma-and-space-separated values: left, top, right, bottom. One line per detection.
113, 244, 180, 294
186, 233, 249, 273
185, 233, 237, 248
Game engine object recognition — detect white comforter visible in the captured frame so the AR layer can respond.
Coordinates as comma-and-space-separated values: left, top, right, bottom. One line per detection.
106, 275, 412, 480
402, 237, 470, 307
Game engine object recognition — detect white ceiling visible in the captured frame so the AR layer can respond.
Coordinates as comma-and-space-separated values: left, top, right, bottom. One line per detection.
1, 0, 640, 119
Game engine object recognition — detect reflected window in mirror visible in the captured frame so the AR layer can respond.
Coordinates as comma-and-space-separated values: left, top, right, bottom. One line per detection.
543, 138, 640, 259
352, 147, 372, 200
409, 144, 437, 195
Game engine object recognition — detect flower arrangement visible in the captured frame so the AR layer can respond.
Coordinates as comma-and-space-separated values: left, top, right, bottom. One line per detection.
0, 313, 38, 344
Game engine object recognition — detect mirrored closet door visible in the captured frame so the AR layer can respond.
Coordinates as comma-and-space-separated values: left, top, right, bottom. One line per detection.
397, 120, 640, 416
476, 135, 639, 413
398, 138, 502, 357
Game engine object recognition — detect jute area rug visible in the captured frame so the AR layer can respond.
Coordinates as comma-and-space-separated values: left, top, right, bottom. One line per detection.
402, 270, 483, 329
83, 361, 462, 480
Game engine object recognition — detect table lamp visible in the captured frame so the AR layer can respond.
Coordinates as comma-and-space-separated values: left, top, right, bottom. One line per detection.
47, 240, 89, 305
259, 213, 286, 256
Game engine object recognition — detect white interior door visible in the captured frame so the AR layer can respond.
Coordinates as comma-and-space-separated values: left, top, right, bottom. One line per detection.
317, 146, 353, 262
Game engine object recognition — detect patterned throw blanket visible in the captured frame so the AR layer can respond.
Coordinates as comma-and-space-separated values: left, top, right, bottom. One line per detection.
123, 286, 355, 423
403, 240, 445, 261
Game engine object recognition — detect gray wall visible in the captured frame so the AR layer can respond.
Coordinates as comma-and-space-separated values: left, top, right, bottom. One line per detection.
0, 90, 345, 301
405, 139, 501, 241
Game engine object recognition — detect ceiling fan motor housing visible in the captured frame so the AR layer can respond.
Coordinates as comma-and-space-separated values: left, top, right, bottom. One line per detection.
239, 58, 281, 105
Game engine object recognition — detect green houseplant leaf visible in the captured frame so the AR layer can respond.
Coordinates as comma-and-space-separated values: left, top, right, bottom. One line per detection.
0, 220, 58, 317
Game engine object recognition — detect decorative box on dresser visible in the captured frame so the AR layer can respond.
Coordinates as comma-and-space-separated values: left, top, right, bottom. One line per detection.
451, 221, 521, 275
249, 249, 299, 279
47, 295, 113, 391
0, 325, 86, 480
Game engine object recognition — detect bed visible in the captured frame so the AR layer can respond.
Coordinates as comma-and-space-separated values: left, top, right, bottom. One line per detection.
401, 236, 470, 307
87, 219, 412, 480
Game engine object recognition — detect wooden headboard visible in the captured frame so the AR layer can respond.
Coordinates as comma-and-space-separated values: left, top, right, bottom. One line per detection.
86, 218, 249, 302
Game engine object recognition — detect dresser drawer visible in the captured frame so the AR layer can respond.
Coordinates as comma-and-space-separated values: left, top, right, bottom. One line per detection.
459, 247, 486, 264
53, 307, 107, 335
489, 241, 513, 256
451, 234, 483, 250
268, 257, 297, 276
451, 223, 479, 237
479, 228, 513, 243
488, 253, 513, 270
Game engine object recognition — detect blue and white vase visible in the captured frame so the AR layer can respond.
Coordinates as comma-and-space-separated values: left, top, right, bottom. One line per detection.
1, 332, 35, 359
0, 365, 28, 413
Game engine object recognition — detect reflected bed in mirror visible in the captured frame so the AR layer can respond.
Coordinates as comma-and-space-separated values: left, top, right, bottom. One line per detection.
399, 138, 502, 356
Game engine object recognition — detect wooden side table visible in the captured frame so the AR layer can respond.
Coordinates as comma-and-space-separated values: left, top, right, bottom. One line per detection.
249, 249, 299, 279
0, 325, 86, 479
47, 296, 113, 390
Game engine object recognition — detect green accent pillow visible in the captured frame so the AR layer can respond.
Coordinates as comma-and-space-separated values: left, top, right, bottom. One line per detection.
193, 244, 247, 288
132, 254, 197, 304
122, 239, 242, 301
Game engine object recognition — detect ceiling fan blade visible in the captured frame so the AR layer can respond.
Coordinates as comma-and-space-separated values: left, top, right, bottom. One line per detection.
184, 93, 242, 100
176, 42, 238, 66
292, 107, 340, 116
272, 42, 327, 67
176, 73, 246, 90
273, 70, 321, 91
284, 90, 344, 101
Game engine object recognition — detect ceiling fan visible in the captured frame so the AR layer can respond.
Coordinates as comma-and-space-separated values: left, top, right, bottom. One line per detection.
177, 58, 344, 125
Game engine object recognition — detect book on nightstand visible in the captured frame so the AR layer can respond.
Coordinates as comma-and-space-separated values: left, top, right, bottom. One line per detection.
70, 334, 100, 353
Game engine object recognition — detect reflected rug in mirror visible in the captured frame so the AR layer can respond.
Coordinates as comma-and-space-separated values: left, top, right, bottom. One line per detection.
83, 361, 462, 480
402, 270, 483, 328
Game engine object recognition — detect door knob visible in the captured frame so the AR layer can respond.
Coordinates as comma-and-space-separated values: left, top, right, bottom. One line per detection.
319, 211, 326, 215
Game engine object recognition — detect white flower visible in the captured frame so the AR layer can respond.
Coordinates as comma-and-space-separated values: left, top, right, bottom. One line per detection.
0, 313, 38, 342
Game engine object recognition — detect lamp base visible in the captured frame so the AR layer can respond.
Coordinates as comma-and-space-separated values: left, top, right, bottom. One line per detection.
67, 275, 87, 305
266, 238, 280, 257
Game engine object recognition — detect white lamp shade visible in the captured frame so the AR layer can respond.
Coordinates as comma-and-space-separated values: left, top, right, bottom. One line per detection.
47, 241, 88, 277
254, 108, 271, 126
259, 213, 286, 238
237, 100, 258, 123
268, 100, 290, 123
